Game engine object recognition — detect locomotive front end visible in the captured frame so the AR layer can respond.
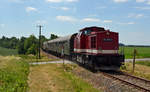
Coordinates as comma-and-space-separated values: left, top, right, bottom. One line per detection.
94, 30, 124, 70
74, 27, 124, 71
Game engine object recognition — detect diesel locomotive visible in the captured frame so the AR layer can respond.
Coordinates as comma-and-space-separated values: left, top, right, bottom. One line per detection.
43, 26, 124, 70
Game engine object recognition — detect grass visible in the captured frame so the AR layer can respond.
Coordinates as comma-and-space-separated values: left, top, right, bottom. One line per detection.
119, 46, 150, 59
121, 62, 150, 80
0, 56, 29, 92
0, 47, 18, 56
136, 61, 150, 67
28, 64, 100, 92
18, 54, 60, 63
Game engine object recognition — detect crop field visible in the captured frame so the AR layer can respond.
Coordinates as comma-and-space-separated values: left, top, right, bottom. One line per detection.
0, 56, 29, 92
0, 47, 18, 56
119, 46, 150, 59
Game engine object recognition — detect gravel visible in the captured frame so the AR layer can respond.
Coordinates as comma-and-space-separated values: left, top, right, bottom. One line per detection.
72, 66, 141, 92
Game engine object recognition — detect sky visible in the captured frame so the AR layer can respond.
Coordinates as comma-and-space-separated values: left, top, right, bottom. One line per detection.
0, 0, 150, 45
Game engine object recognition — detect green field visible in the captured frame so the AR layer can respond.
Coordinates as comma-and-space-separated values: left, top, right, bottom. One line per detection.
0, 56, 29, 92
0, 46, 150, 59
136, 61, 150, 67
120, 46, 150, 59
0, 47, 18, 56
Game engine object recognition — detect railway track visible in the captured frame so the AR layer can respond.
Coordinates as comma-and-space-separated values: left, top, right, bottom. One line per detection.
100, 71, 150, 92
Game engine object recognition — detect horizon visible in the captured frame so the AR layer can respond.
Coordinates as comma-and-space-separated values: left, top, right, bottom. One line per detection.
0, 0, 150, 45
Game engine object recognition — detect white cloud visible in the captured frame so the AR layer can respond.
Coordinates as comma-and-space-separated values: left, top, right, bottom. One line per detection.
56, 16, 77, 22
35, 20, 47, 25
136, 0, 145, 3
46, 0, 78, 3
88, 14, 98, 17
113, 0, 128, 3
26, 7, 37, 12
127, 22, 135, 24
0, 24, 5, 28
81, 18, 100, 22
46, 0, 63, 3
66, 0, 78, 2
60, 7, 70, 10
103, 20, 112, 23
135, 7, 150, 10
135, 0, 150, 5
147, 0, 150, 5
119, 22, 135, 25
97, 6, 107, 9
51, 6, 70, 11
128, 13, 144, 18
9, 0, 26, 3
136, 14, 144, 18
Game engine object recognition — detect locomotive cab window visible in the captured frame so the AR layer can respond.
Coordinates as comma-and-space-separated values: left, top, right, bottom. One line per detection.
91, 36, 96, 48
83, 30, 91, 35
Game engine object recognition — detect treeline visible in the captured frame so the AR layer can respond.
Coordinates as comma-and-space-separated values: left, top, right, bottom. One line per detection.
125, 45, 150, 47
0, 34, 58, 55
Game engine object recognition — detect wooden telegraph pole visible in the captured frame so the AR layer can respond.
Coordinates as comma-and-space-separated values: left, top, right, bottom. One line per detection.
132, 48, 137, 73
37, 25, 43, 59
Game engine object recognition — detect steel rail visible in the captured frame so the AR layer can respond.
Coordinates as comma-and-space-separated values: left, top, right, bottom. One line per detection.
100, 71, 150, 92
122, 71, 150, 84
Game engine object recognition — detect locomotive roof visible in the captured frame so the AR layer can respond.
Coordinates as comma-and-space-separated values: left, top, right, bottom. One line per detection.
80, 26, 105, 32
47, 35, 73, 43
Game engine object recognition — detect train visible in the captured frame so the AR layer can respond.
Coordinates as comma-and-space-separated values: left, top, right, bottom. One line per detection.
43, 26, 124, 71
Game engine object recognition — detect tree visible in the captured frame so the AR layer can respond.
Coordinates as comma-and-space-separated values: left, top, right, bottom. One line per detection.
119, 43, 125, 46
0, 36, 19, 49
10, 37, 19, 49
17, 37, 27, 54
24, 35, 38, 55
0, 34, 48, 55
26, 44, 38, 55
50, 34, 58, 40
40, 35, 48, 47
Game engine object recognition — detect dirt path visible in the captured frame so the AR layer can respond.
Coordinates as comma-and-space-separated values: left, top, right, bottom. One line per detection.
28, 64, 100, 92
29, 60, 74, 65
28, 64, 70, 92
125, 58, 150, 62
28, 65, 55, 92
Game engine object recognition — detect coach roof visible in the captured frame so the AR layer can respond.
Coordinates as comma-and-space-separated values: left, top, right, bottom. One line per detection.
47, 35, 72, 43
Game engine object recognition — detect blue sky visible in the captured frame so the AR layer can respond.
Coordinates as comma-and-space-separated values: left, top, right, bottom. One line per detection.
0, 0, 150, 45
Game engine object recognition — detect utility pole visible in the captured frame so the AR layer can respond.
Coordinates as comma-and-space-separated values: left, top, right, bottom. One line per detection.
132, 48, 137, 73
37, 25, 43, 59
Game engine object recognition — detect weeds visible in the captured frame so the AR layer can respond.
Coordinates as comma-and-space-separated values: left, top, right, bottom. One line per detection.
0, 56, 29, 92
121, 62, 150, 80
18, 55, 59, 63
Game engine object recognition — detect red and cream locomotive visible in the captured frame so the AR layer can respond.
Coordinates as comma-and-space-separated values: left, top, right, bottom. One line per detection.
43, 26, 124, 70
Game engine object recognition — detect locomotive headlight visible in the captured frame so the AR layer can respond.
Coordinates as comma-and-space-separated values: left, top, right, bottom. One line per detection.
106, 32, 110, 35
